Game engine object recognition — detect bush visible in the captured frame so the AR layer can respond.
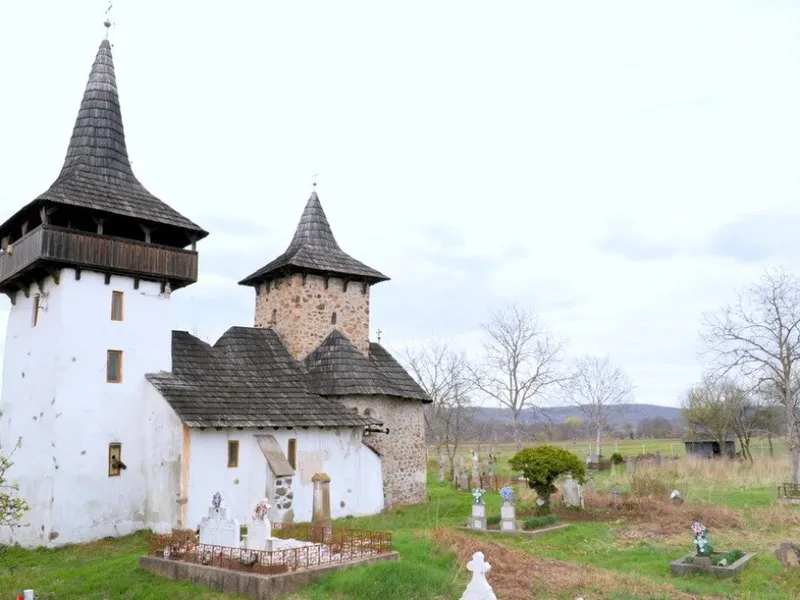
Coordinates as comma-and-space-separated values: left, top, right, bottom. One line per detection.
610, 452, 624, 465
486, 515, 501, 526
510, 445, 586, 516
523, 515, 558, 530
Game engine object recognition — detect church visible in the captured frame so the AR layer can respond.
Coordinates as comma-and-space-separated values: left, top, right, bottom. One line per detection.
0, 31, 429, 548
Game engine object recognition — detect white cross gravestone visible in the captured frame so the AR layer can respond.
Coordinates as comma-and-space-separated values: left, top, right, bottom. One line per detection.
459, 551, 497, 600
246, 499, 273, 551
562, 473, 584, 508
199, 492, 240, 548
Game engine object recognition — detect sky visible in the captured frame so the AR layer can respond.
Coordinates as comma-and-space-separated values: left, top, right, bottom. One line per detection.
1, 0, 799, 408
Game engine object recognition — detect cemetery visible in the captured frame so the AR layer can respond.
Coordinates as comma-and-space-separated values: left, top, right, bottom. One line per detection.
7, 444, 800, 599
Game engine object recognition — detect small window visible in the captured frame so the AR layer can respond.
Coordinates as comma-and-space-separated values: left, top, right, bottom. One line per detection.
32, 295, 40, 327
288, 438, 297, 469
107, 350, 123, 383
108, 443, 122, 477
331, 312, 337, 325
111, 291, 124, 321
271, 309, 277, 322
227, 440, 239, 468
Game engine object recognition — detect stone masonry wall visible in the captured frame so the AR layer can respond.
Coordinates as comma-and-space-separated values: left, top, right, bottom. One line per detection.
254, 273, 370, 360
339, 395, 427, 507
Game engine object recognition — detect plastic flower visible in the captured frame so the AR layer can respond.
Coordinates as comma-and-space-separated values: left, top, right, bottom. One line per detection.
471, 488, 486, 504
253, 498, 271, 521
499, 486, 514, 503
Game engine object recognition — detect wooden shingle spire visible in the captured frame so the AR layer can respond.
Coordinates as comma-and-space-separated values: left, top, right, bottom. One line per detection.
30, 39, 207, 241
239, 190, 388, 286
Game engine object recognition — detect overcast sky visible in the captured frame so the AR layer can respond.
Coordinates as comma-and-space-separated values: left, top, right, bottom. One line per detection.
1, 1, 798, 407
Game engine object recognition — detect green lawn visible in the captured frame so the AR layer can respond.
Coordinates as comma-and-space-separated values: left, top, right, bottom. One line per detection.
5, 458, 800, 599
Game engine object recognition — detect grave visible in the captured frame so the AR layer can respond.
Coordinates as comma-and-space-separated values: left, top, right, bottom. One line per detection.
311, 473, 332, 543
199, 492, 240, 548
459, 551, 497, 600
775, 541, 800, 567
561, 473, 584, 508
245, 498, 273, 552
470, 488, 487, 530
499, 486, 516, 531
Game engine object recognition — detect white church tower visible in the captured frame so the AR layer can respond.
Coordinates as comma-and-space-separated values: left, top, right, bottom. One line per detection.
0, 27, 207, 547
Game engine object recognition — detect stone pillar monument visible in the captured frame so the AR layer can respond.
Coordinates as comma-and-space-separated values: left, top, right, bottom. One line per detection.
311, 472, 332, 543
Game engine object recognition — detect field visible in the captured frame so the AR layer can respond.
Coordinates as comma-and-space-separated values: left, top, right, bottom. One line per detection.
4, 447, 800, 599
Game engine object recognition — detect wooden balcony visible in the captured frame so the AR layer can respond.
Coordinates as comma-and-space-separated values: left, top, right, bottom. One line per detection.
0, 225, 198, 291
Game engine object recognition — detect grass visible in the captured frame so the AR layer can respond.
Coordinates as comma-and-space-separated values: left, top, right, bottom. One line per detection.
6, 454, 800, 599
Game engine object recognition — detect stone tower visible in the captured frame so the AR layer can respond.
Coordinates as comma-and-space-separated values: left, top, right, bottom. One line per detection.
239, 187, 388, 360
0, 34, 207, 547
241, 188, 430, 508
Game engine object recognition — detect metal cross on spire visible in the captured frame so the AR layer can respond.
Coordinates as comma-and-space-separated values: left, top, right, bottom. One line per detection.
311, 170, 319, 188
376, 329, 382, 343
104, 1, 114, 38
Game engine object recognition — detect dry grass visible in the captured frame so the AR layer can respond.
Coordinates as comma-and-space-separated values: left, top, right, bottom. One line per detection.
431, 528, 722, 600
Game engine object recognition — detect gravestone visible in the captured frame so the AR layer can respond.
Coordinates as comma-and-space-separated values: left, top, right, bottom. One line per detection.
583, 472, 595, 493
459, 551, 497, 600
459, 456, 470, 491
486, 452, 496, 488
199, 492, 240, 548
246, 499, 273, 551
471, 450, 480, 484
654, 451, 663, 466
311, 472, 332, 540
562, 473, 584, 508
437, 448, 446, 484
625, 457, 636, 474
470, 489, 487, 530
776, 541, 800, 567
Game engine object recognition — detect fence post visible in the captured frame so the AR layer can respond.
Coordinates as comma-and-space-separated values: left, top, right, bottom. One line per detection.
459, 551, 497, 600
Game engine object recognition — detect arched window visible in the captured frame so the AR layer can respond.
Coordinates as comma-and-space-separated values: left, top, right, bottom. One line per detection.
331, 312, 337, 325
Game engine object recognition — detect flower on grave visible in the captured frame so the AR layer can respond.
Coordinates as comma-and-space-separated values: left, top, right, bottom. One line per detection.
718, 558, 728, 566
253, 498, 271, 521
690, 521, 713, 556
499, 486, 514, 503
471, 488, 486, 504
212, 491, 223, 511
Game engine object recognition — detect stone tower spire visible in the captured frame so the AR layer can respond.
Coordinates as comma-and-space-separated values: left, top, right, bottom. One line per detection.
240, 189, 388, 359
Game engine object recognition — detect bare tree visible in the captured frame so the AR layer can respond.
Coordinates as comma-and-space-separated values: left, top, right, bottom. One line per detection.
701, 266, 800, 481
681, 376, 736, 457
403, 339, 475, 480
469, 305, 569, 450
566, 355, 634, 458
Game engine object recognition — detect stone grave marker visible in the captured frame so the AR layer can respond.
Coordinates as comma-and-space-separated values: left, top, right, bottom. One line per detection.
471, 488, 487, 530
437, 448, 446, 484
246, 498, 273, 551
625, 457, 636, 474
776, 541, 800, 567
311, 472, 332, 543
471, 449, 480, 484
199, 492, 240, 548
459, 551, 497, 600
562, 473, 584, 508
459, 456, 470, 490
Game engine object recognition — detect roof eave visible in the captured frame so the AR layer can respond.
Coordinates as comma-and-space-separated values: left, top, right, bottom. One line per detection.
238, 265, 390, 287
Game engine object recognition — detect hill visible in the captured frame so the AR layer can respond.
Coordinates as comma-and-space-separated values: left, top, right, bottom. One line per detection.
472, 403, 680, 428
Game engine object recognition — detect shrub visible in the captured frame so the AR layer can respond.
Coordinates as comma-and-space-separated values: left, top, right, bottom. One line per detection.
510, 445, 586, 516
486, 515, 501, 526
610, 452, 624, 465
523, 515, 558, 530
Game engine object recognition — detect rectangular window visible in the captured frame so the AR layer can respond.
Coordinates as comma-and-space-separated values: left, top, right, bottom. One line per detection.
108, 443, 122, 477
111, 291, 124, 321
32, 295, 40, 327
227, 440, 239, 468
106, 350, 123, 383
288, 438, 297, 469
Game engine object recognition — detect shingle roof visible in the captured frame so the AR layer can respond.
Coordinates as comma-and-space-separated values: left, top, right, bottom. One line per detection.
148, 328, 375, 428
305, 331, 429, 401
239, 190, 388, 286
3, 39, 207, 240
148, 327, 429, 428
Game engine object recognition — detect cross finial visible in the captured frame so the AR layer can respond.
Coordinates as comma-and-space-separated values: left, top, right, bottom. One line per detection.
376, 328, 382, 343
104, 1, 113, 38
467, 552, 491, 575
312, 170, 319, 188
